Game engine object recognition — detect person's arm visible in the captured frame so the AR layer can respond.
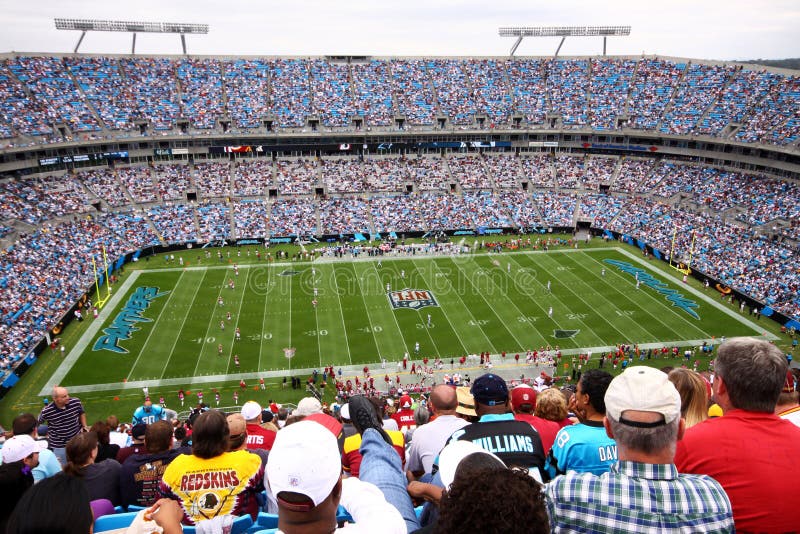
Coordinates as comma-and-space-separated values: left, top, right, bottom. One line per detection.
406, 481, 444, 505
80, 411, 88, 430
146, 498, 184, 534
338, 477, 406, 533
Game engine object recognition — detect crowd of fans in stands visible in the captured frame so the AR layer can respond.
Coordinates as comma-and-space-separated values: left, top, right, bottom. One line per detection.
1, 338, 798, 532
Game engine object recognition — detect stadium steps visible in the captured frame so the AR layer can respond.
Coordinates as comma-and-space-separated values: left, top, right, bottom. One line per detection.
694, 71, 737, 134
621, 57, 643, 116
442, 154, 462, 194
63, 60, 111, 135
654, 61, 691, 132
3, 66, 56, 138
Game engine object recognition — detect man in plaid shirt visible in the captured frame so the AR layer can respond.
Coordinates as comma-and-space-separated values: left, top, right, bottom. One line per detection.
545, 366, 733, 533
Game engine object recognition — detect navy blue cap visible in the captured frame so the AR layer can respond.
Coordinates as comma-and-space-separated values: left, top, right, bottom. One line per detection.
471, 374, 509, 406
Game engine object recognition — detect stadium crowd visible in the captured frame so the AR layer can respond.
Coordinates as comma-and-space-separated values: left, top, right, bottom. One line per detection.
1, 338, 798, 533
0, 152, 798, 367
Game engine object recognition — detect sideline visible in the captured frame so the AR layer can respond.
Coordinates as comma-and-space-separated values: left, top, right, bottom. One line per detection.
616, 248, 777, 340
40, 271, 142, 396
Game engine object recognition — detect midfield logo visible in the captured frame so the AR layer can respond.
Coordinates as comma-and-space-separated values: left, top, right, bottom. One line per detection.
388, 289, 439, 310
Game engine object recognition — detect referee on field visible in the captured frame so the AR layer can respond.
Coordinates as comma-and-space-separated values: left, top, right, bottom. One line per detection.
38, 386, 88, 466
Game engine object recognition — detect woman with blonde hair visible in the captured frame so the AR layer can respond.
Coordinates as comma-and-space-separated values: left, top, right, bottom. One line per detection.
668, 368, 709, 428
535, 388, 573, 428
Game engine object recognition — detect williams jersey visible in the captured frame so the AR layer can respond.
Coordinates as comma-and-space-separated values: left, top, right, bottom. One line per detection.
545, 420, 617, 478
449, 413, 547, 481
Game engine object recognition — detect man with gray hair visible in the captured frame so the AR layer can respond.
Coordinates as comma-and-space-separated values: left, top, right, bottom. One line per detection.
547, 366, 734, 532
675, 337, 800, 532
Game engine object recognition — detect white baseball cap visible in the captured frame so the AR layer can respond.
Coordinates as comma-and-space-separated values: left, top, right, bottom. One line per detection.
2, 434, 38, 463
437, 440, 505, 489
605, 366, 681, 426
267, 421, 342, 510
241, 401, 262, 421
295, 397, 323, 416
339, 403, 350, 420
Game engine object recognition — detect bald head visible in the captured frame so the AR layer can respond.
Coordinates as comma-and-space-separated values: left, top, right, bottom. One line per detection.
430, 385, 458, 414
53, 387, 69, 409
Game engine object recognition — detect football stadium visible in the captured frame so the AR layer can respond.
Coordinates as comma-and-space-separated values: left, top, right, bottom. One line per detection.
0, 4, 798, 532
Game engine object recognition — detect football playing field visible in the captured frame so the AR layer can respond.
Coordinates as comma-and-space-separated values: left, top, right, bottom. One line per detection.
41, 245, 768, 408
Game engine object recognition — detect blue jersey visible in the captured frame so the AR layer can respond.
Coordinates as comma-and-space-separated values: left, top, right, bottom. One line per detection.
545, 420, 617, 478
132, 404, 166, 425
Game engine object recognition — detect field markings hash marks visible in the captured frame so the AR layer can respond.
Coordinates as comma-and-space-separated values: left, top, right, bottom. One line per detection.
330, 264, 355, 366
159, 270, 207, 379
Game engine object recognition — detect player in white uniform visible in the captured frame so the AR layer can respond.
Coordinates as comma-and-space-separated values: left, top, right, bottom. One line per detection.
548, 306, 553, 318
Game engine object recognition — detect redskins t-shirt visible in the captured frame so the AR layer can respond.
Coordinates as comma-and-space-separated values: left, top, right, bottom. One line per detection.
159, 450, 264, 524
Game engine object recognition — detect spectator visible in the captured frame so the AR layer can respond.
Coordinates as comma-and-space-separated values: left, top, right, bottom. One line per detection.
90, 421, 120, 463
37, 386, 87, 465
119, 420, 188, 509
450, 373, 547, 481
667, 368, 710, 428
547, 366, 734, 532
0, 435, 38, 531
8, 413, 61, 483
406, 385, 470, 478
116, 423, 147, 464
63, 431, 122, 506
775, 370, 800, 426
106, 415, 130, 448
435, 442, 549, 534
534, 388, 573, 428
267, 402, 408, 533
241, 401, 277, 451
160, 409, 264, 525
339, 403, 358, 438
510, 384, 561, 454
675, 337, 800, 532
343, 398, 405, 479
6, 473, 93, 534
132, 398, 167, 426
545, 370, 616, 478
392, 394, 416, 435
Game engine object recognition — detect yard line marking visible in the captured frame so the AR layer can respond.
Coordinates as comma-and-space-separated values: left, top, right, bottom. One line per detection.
415, 259, 483, 354
192, 269, 232, 377
258, 265, 272, 371
464, 255, 548, 346
160, 270, 206, 379
350, 263, 383, 361
565, 251, 709, 340
507, 254, 606, 346
367, 261, 411, 361
127, 269, 185, 380
330, 264, 354, 366
226, 267, 251, 374
386, 261, 442, 359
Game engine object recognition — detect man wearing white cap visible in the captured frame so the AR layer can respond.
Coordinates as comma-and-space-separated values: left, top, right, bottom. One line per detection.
242, 401, 276, 451
546, 366, 734, 532
267, 419, 406, 533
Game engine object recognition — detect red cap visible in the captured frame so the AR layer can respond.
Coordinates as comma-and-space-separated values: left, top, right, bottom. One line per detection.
510, 385, 537, 409
400, 395, 412, 408
304, 413, 345, 455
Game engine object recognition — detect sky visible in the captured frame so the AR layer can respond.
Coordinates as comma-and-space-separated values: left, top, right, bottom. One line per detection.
0, 0, 798, 60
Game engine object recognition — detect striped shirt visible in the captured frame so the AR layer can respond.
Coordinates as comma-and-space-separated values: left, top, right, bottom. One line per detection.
546, 460, 734, 533
38, 397, 85, 448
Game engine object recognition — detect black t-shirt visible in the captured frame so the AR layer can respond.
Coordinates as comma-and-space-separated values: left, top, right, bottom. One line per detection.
448, 415, 547, 481
119, 447, 190, 508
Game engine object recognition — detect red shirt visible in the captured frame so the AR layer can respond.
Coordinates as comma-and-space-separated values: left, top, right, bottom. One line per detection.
674, 409, 800, 533
392, 409, 416, 432
342, 431, 405, 478
245, 424, 277, 451
514, 413, 561, 454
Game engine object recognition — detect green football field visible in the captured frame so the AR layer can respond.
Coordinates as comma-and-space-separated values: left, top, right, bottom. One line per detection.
1, 241, 780, 423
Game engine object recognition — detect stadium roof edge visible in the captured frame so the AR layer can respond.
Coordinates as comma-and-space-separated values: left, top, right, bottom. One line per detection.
0, 51, 799, 75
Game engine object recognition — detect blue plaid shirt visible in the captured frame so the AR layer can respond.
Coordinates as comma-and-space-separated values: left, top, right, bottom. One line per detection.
545, 460, 734, 533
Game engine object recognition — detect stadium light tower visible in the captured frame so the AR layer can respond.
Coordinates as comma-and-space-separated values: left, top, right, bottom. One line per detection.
499, 26, 631, 57
54, 18, 209, 54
